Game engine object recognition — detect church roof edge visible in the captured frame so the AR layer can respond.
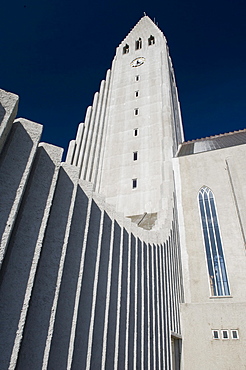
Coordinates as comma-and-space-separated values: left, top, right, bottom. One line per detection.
118, 15, 165, 48
177, 128, 246, 157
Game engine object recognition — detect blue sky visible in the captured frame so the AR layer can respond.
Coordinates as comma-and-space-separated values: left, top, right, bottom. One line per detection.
1, 0, 246, 154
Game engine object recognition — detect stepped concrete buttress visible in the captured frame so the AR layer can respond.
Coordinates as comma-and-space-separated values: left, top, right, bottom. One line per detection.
0, 84, 183, 369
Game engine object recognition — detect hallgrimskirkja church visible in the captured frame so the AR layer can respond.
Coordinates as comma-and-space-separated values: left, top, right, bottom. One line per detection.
0, 16, 246, 369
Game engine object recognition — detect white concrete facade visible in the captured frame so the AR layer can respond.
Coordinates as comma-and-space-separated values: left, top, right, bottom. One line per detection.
174, 143, 246, 369
0, 15, 246, 370
66, 17, 184, 231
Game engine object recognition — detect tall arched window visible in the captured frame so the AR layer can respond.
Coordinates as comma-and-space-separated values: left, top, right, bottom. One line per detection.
198, 186, 230, 296
123, 44, 129, 54
148, 35, 155, 45
135, 38, 142, 50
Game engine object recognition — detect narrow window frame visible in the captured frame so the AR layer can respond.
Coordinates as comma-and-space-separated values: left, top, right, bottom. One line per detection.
123, 44, 129, 54
134, 108, 139, 116
148, 35, 155, 45
221, 330, 229, 340
212, 330, 220, 340
132, 178, 137, 189
231, 330, 239, 339
135, 37, 142, 50
133, 128, 139, 137
198, 186, 230, 297
135, 90, 139, 98
135, 75, 140, 82
133, 151, 138, 161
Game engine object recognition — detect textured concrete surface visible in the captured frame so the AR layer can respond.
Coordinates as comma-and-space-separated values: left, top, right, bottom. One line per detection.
0, 119, 43, 268
1, 14, 245, 370
0, 89, 19, 154
66, 17, 183, 235
174, 143, 246, 368
0, 112, 183, 369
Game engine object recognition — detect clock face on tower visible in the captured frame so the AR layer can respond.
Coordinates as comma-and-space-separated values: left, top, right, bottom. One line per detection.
130, 57, 145, 67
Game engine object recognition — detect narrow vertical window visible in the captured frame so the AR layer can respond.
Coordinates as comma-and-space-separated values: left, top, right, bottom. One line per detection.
123, 44, 129, 54
198, 186, 230, 296
212, 330, 219, 339
231, 330, 239, 339
135, 90, 139, 98
222, 330, 229, 339
148, 35, 155, 45
132, 179, 137, 189
135, 38, 142, 50
133, 151, 138, 161
134, 128, 139, 137
135, 75, 140, 81
134, 108, 139, 116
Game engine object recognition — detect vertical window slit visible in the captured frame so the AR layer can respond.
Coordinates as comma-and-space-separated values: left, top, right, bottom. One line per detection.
132, 179, 137, 189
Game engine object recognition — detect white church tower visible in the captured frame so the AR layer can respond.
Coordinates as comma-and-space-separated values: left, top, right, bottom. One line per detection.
1, 14, 246, 370
66, 16, 183, 230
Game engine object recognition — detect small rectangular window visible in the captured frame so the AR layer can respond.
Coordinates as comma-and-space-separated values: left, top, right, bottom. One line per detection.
134, 108, 139, 116
133, 152, 138, 161
135, 90, 139, 97
132, 179, 137, 189
134, 128, 138, 137
222, 330, 229, 339
231, 330, 239, 339
135, 75, 140, 81
212, 330, 219, 339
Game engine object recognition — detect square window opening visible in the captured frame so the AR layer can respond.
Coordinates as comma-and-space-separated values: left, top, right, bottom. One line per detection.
132, 179, 137, 189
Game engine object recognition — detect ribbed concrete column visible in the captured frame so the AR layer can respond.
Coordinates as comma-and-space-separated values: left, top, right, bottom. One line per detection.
66, 193, 93, 369
100, 218, 115, 370
47, 183, 90, 369
116, 228, 129, 369
80, 93, 99, 180
85, 80, 105, 181
95, 59, 116, 193
89, 212, 113, 369
124, 230, 132, 370
0, 89, 19, 154
0, 119, 43, 269
0, 142, 62, 370
16, 164, 79, 369
66, 139, 76, 164
76, 106, 92, 170
72, 122, 84, 166
90, 69, 111, 184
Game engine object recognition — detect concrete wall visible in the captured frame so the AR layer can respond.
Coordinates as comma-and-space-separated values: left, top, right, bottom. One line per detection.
174, 144, 246, 368
0, 89, 183, 369
2, 15, 246, 370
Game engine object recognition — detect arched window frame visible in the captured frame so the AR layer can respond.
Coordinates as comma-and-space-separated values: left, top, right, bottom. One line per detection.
148, 35, 155, 45
123, 44, 129, 54
135, 38, 142, 50
198, 186, 230, 296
